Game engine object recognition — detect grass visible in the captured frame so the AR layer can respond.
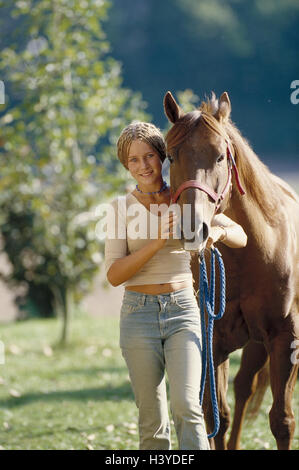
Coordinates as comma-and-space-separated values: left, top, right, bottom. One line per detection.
0, 313, 298, 450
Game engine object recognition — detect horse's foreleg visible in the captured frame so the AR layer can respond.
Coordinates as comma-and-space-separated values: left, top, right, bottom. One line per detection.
268, 328, 298, 450
227, 341, 268, 450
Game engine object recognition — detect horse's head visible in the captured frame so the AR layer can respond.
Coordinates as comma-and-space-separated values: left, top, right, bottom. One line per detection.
164, 90, 237, 253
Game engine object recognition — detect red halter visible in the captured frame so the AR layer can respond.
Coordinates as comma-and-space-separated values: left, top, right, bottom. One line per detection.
170, 143, 245, 211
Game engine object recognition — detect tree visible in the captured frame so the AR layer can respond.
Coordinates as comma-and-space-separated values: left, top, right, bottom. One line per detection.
0, 0, 149, 343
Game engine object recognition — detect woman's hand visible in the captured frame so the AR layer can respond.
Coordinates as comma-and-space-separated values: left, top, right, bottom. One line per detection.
206, 222, 247, 249
156, 212, 178, 247
206, 226, 226, 249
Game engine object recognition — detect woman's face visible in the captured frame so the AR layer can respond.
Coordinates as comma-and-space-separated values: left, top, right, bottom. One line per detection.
127, 139, 162, 187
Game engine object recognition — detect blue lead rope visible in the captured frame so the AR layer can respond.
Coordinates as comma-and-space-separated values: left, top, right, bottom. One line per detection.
198, 247, 226, 439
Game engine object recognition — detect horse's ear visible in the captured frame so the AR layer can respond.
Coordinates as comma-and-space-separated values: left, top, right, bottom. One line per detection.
164, 91, 183, 123
215, 92, 231, 122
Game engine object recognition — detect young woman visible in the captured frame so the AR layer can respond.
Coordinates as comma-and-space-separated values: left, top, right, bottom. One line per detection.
105, 122, 247, 450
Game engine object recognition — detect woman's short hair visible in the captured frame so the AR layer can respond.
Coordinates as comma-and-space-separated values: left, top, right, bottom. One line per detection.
117, 121, 166, 169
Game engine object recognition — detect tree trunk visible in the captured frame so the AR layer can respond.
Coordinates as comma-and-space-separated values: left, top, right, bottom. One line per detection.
52, 285, 73, 345
60, 287, 74, 345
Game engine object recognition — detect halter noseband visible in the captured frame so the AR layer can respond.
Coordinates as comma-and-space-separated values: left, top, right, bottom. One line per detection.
170, 143, 245, 211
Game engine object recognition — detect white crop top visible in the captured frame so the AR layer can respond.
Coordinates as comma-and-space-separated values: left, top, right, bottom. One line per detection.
104, 193, 193, 287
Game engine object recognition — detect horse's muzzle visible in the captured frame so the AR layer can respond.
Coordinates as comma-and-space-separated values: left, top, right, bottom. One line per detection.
181, 222, 209, 252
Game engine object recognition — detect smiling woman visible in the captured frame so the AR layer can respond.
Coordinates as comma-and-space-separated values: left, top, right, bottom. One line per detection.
117, 121, 166, 170
108, 121, 191, 293
127, 140, 164, 193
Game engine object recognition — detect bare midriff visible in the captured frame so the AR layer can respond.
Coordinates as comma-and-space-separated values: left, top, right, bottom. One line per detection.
125, 280, 192, 295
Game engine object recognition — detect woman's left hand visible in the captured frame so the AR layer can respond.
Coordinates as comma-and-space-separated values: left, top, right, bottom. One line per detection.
206, 226, 226, 249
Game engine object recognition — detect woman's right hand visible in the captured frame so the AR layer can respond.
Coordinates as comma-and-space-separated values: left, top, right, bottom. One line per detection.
156, 211, 178, 247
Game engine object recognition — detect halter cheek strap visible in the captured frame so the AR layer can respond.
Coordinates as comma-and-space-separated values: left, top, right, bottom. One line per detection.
170, 143, 245, 210
228, 146, 246, 197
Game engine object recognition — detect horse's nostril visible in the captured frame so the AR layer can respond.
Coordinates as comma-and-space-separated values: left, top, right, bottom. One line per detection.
202, 222, 209, 242
181, 223, 209, 243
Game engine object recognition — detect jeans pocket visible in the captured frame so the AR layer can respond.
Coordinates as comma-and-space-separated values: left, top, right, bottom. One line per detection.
174, 297, 199, 310
121, 299, 140, 315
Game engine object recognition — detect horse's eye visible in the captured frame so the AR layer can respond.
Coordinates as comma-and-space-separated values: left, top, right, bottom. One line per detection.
217, 154, 225, 163
168, 155, 174, 164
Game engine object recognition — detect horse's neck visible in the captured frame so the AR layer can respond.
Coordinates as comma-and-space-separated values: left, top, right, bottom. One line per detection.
226, 185, 269, 230
226, 131, 282, 228
224, 128, 299, 261
226, 159, 284, 239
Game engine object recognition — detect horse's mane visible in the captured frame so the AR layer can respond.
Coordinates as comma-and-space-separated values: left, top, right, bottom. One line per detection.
166, 94, 289, 226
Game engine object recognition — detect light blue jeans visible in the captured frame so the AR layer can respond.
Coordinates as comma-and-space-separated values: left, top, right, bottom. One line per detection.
120, 286, 210, 450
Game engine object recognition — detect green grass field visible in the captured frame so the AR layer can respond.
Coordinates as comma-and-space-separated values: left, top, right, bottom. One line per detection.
0, 313, 298, 450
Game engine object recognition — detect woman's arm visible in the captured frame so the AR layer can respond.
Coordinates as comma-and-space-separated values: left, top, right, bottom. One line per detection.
106, 212, 177, 287
207, 213, 247, 249
107, 239, 165, 287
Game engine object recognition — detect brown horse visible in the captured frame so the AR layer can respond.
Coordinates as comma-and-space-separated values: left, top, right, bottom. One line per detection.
163, 90, 299, 450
